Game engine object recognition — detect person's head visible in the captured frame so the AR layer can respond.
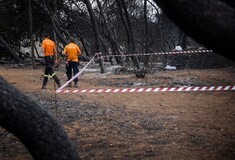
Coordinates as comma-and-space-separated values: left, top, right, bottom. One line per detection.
69, 37, 75, 43
43, 33, 49, 39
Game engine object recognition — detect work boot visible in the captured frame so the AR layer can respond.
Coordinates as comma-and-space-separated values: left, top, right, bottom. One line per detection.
67, 83, 72, 87
57, 81, 61, 88
74, 81, 79, 88
54, 76, 61, 88
41, 85, 46, 89
41, 78, 48, 89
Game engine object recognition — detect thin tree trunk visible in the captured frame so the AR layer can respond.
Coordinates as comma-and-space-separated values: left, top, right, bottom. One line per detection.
29, 0, 36, 69
0, 35, 21, 63
144, 0, 150, 67
97, 0, 123, 65
179, 30, 187, 49
70, 22, 91, 56
118, 0, 140, 69
53, 0, 58, 60
42, 0, 68, 46
84, 0, 105, 73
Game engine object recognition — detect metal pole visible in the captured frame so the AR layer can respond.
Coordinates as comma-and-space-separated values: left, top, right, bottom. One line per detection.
54, 81, 58, 117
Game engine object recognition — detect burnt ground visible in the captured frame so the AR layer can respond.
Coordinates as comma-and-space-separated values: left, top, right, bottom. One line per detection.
0, 63, 235, 160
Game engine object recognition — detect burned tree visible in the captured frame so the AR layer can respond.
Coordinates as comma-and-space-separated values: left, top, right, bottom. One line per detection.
153, 0, 235, 61
0, 0, 234, 159
0, 76, 81, 160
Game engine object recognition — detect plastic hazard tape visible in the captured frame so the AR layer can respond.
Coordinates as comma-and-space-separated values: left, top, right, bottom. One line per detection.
56, 85, 235, 93
101, 49, 213, 58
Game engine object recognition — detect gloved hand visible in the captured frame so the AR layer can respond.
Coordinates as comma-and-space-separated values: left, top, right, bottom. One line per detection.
54, 59, 60, 68
65, 61, 69, 69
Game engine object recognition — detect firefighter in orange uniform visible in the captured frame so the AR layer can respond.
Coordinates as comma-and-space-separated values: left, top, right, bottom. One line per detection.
41, 33, 61, 89
63, 37, 81, 88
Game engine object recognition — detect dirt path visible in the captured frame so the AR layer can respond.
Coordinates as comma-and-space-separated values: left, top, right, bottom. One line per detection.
0, 65, 235, 160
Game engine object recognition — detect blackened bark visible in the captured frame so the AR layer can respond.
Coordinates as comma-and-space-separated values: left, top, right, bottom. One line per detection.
179, 30, 187, 49
0, 35, 21, 63
117, 0, 140, 68
153, 0, 235, 61
84, 0, 105, 73
0, 76, 81, 160
29, 0, 36, 69
97, 0, 123, 65
143, 0, 150, 67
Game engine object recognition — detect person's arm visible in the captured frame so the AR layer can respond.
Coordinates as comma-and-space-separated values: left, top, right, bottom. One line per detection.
62, 46, 69, 62
53, 42, 57, 61
77, 46, 81, 56
41, 41, 45, 55
63, 46, 67, 56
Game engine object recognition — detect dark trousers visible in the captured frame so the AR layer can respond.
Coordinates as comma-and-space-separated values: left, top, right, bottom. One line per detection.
42, 56, 60, 87
66, 61, 79, 83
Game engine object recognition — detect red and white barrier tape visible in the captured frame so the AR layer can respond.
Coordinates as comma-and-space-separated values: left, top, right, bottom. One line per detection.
101, 49, 213, 58
56, 85, 235, 93
56, 49, 212, 90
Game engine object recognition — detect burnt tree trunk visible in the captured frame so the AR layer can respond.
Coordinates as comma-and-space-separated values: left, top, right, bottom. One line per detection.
97, 0, 123, 65
84, 0, 105, 73
0, 76, 81, 160
143, 0, 151, 67
0, 35, 21, 63
117, 0, 140, 69
29, 0, 36, 69
153, 0, 235, 61
42, 0, 68, 46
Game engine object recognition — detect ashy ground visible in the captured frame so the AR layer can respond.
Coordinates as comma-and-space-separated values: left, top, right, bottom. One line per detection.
0, 63, 235, 160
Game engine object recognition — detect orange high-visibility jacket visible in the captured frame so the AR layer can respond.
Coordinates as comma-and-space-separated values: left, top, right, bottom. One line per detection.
42, 38, 56, 56
63, 43, 81, 62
